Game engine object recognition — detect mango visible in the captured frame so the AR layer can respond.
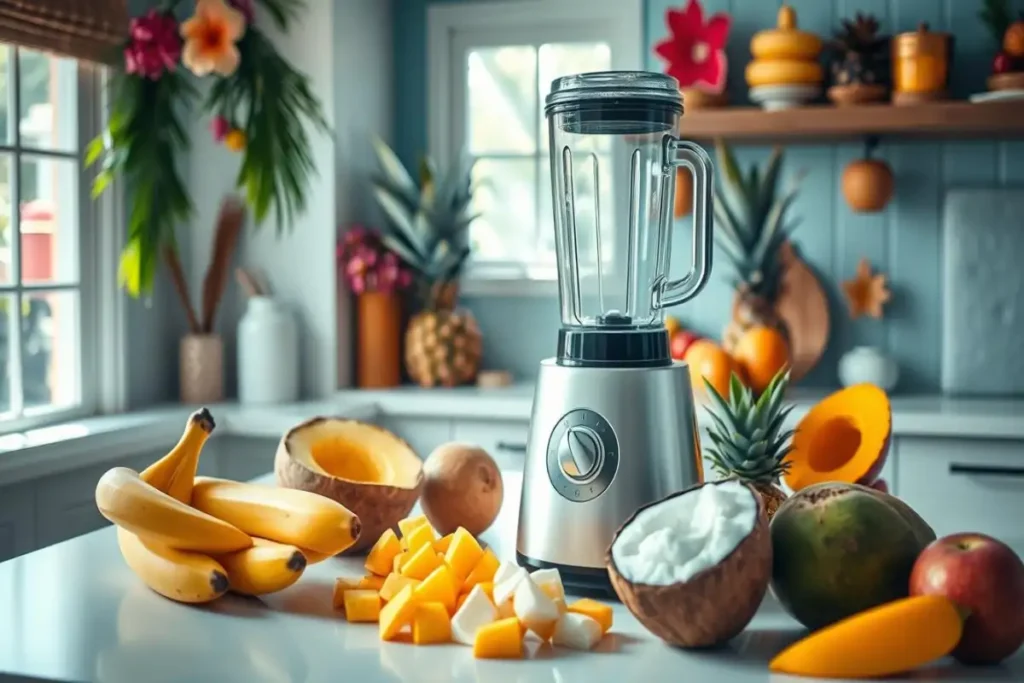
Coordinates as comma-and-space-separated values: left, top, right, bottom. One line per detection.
770, 482, 936, 630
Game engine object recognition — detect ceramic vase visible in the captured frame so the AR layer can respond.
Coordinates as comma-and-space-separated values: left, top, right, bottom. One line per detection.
838, 345, 899, 391
357, 291, 402, 388
180, 334, 224, 404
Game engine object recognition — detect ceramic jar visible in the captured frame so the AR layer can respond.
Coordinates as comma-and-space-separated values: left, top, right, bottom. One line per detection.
892, 23, 952, 104
180, 334, 224, 404
838, 345, 899, 392
357, 291, 402, 388
238, 296, 300, 405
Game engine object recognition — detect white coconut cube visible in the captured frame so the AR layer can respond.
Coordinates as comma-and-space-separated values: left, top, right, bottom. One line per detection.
529, 568, 565, 600
450, 585, 497, 645
552, 612, 603, 650
513, 577, 559, 639
492, 566, 528, 606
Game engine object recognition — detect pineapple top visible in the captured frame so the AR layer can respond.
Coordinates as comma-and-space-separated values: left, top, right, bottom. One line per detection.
702, 370, 795, 485
831, 14, 887, 56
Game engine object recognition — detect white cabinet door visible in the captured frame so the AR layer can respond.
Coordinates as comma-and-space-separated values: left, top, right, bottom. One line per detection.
0, 485, 34, 561
376, 417, 453, 461
451, 420, 530, 471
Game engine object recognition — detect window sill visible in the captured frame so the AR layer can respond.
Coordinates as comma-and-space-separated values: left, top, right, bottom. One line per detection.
460, 276, 559, 297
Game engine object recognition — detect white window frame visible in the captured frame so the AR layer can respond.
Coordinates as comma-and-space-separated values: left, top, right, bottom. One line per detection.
0, 51, 124, 435
427, 0, 643, 296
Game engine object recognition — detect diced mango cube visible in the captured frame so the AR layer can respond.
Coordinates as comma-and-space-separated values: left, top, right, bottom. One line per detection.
412, 602, 452, 645
567, 598, 613, 634
379, 573, 420, 602
398, 515, 430, 538
332, 577, 362, 610
444, 528, 484, 580
365, 529, 401, 576
473, 617, 523, 659
359, 575, 386, 591
433, 533, 454, 554
455, 593, 469, 612
463, 548, 500, 592
393, 551, 409, 574
400, 543, 443, 581
379, 585, 417, 641
402, 521, 436, 553
413, 564, 458, 614
477, 582, 494, 603
343, 589, 381, 623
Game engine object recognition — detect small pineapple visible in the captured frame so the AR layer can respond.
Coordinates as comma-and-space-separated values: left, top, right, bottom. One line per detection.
371, 138, 483, 388
828, 13, 889, 87
702, 368, 795, 520
714, 141, 803, 352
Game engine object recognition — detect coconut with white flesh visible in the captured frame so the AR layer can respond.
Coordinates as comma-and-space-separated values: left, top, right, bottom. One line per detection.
607, 479, 772, 648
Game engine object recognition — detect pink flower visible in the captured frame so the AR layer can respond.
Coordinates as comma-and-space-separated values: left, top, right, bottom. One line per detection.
210, 115, 230, 142
398, 269, 413, 288
349, 273, 366, 294
124, 10, 182, 80
230, 0, 255, 24
344, 225, 368, 246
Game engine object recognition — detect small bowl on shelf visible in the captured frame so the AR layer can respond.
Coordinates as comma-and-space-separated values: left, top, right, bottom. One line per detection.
749, 84, 820, 111
827, 83, 888, 106
987, 72, 1024, 92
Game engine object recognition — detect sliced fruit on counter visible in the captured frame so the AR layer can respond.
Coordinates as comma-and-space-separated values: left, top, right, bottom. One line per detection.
702, 369, 794, 520
513, 576, 560, 640
413, 602, 452, 645
214, 537, 308, 596
607, 479, 771, 648
783, 382, 891, 491
684, 339, 742, 400
770, 481, 935, 631
420, 442, 503, 537
567, 598, 613, 634
115, 527, 230, 604
552, 612, 603, 651
452, 584, 499, 644
140, 407, 216, 502
380, 584, 419, 641
910, 532, 1024, 665
191, 476, 361, 557
274, 417, 423, 553
769, 595, 963, 679
365, 529, 402, 576
344, 590, 382, 623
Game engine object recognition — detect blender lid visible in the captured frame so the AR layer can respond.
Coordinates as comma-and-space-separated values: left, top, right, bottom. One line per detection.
544, 71, 683, 115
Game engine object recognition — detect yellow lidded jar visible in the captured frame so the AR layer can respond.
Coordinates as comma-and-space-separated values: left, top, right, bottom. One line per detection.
892, 23, 951, 96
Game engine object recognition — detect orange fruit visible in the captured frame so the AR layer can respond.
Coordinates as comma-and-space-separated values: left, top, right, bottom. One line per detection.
732, 326, 790, 394
1004, 21, 1024, 58
683, 339, 740, 399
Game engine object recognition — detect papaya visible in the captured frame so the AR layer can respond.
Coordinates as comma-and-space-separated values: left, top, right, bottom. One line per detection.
769, 482, 935, 631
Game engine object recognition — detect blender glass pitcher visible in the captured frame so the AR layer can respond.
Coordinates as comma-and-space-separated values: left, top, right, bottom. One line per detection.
545, 71, 713, 329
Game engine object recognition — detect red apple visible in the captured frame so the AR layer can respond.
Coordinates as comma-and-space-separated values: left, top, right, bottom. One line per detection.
670, 330, 701, 360
910, 532, 1024, 665
994, 51, 1014, 74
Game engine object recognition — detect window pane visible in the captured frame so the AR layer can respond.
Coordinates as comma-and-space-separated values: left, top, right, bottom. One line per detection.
0, 153, 10, 284
19, 156, 79, 285
0, 45, 11, 144
539, 42, 612, 153
18, 48, 77, 152
22, 290, 79, 411
0, 294, 11, 415
539, 152, 614, 265
467, 46, 537, 154
470, 157, 537, 262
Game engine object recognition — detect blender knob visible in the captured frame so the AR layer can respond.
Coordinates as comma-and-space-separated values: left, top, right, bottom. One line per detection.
558, 426, 602, 481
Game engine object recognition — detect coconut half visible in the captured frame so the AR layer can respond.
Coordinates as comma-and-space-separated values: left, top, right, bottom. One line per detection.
606, 479, 772, 649
274, 418, 423, 553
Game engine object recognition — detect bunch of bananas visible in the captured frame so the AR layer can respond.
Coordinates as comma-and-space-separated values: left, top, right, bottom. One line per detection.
94, 408, 362, 604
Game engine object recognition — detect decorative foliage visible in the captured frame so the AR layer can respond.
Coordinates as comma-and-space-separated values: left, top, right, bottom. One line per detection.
980, 0, 1015, 46
336, 226, 414, 296
653, 0, 731, 93
842, 258, 891, 319
87, 0, 328, 298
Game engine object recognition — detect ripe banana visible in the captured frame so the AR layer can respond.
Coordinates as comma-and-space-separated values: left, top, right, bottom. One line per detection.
215, 537, 308, 596
141, 408, 216, 502
191, 477, 362, 556
96, 467, 252, 554
116, 527, 229, 604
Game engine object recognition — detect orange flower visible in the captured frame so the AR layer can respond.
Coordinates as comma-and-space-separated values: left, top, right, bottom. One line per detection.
181, 0, 246, 77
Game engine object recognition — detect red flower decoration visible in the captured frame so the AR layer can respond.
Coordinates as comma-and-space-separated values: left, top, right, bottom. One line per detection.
653, 0, 731, 93
124, 9, 182, 80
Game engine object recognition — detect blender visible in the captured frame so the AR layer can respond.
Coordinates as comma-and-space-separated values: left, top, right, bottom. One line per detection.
516, 71, 714, 592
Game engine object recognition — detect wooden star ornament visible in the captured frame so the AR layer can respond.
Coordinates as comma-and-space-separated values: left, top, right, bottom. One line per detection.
843, 258, 891, 319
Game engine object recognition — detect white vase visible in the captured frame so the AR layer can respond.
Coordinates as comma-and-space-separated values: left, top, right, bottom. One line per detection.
838, 345, 899, 391
238, 296, 300, 405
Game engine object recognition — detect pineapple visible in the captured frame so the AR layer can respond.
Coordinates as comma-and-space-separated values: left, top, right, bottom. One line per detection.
370, 138, 483, 388
702, 368, 794, 520
827, 13, 889, 87
713, 140, 802, 352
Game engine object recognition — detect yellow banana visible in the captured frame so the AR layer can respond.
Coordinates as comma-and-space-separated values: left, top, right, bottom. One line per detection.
215, 537, 308, 596
191, 477, 362, 556
116, 527, 229, 604
140, 408, 216, 501
301, 549, 331, 564
97, 467, 252, 554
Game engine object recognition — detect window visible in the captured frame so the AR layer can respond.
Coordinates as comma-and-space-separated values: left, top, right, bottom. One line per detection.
428, 0, 642, 292
0, 44, 105, 431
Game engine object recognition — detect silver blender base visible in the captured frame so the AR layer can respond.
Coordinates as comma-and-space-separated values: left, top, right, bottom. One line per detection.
516, 358, 703, 595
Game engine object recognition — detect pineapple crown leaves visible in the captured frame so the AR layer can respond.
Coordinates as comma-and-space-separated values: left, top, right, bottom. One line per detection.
369, 136, 479, 288
979, 0, 1016, 46
713, 140, 804, 301
827, 13, 888, 56
701, 368, 796, 484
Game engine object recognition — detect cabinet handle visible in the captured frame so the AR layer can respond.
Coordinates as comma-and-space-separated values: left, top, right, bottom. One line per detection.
495, 441, 528, 454
949, 464, 1024, 478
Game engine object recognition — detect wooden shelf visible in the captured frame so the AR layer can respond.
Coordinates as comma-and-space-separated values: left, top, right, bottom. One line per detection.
681, 100, 1024, 143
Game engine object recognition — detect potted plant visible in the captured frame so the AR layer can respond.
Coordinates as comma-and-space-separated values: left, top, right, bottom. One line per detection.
826, 13, 890, 105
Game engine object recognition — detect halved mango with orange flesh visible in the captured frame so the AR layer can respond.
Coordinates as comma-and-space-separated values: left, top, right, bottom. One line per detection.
784, 384, 891, 492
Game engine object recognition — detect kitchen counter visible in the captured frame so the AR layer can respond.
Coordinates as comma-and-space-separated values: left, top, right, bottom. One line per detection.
1, 471, 1021, 683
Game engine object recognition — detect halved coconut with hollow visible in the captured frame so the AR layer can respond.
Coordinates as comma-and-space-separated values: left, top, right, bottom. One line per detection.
274, 418, 423, 554
783, 383, 891, 492
607, 479, 772, 649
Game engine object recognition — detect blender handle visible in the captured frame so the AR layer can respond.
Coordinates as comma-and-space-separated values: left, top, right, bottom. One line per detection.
654, 138, 714, 309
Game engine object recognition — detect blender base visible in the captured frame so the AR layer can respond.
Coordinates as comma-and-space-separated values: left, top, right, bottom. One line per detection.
516, 550, 617, 599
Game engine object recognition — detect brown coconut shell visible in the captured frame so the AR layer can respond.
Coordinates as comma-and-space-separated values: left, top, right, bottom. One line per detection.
606, 480, 772, 649
274, 417, 423, 554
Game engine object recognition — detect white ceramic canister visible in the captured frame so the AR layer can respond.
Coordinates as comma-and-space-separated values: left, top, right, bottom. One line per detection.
838, 345, 900, 392
237, 296, 300, 405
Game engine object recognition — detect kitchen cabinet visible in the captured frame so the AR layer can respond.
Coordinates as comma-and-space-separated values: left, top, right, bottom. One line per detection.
451, 419, 530, 470
0, 485, 34, 562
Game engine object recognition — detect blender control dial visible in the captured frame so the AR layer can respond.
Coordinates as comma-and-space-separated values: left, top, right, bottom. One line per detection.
546, 409, 619, 503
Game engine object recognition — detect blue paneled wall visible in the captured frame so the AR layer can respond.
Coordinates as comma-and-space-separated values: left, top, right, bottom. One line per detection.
393, 0, 1023, 391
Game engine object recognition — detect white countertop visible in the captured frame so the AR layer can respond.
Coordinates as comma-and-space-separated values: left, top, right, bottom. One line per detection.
2, 470, 1020, 683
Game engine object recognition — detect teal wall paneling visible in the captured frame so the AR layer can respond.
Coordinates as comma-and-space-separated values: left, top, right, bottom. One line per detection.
393, 0, 1024, 392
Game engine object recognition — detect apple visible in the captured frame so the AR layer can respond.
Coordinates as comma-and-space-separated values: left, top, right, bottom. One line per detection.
910, 532, 1024, 665
994, 51, 1014, 75
670, 330, 701, 360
